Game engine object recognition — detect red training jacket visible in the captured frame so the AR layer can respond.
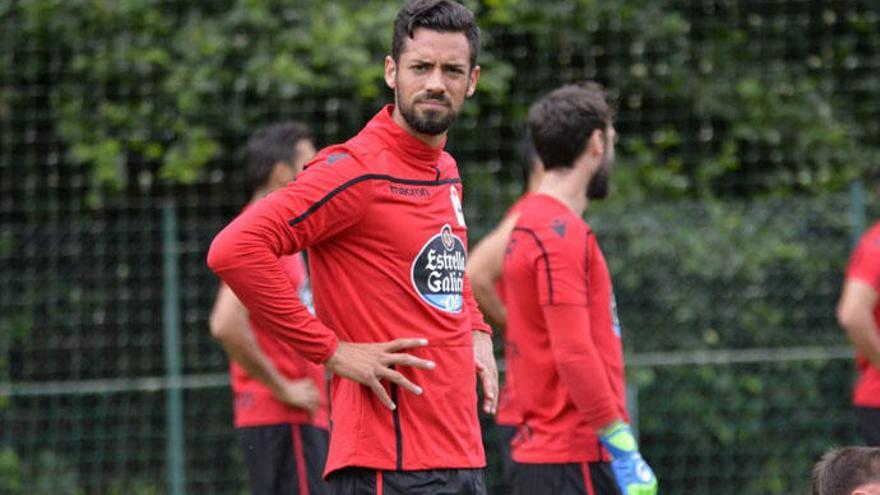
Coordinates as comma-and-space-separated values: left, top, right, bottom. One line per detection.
208, 105, 490, 476
845, 221, 880, 408
502, 194, 628, 463
494, 193, 532, 428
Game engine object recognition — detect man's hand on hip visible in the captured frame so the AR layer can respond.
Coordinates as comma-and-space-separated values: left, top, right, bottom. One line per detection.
325, 338, 434, 410
271, 378, 321, 415
473, 331, 498, 414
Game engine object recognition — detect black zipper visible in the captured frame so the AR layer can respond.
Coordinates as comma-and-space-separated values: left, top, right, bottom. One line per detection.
391, 383, 403, 470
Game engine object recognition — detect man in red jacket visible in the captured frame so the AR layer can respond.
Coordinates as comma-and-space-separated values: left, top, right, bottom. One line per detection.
209, 121, 328, 495
837, 218, 880, 447
207, 1, 497, 493
502, 84, 657, 495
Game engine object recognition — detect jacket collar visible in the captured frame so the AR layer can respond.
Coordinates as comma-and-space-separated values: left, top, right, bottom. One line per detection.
360, 104, 447, 169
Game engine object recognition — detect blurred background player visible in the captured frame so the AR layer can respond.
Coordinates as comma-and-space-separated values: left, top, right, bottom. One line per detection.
209, 121, 328, 495
502, 84, 657, 495
837, 211, 880, 447
812, 447, 880, 495
466, 136, 544, 488
208, 1, 498, 493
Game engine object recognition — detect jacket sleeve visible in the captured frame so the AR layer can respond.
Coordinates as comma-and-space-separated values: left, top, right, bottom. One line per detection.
463, 273, 492, 334
543, 304, 620, 428
207, 152, 373, 363
538, 231, 620, 428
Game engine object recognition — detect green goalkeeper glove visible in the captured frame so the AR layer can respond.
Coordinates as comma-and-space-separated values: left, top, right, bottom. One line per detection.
598, 421, 658, 495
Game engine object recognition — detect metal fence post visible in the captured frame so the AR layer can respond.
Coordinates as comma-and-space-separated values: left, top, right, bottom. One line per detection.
850, 180, 866, 246
162, 200, 186, 495
626, 384, 639, 439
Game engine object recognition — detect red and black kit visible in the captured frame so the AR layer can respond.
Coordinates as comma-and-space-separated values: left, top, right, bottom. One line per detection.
502, 193, 628, 493
208, 106, 491, 479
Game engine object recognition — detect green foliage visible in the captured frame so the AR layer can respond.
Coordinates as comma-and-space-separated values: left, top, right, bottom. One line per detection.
105, 479, 163, 495
0, 449, 23, 494
5, 0, 878, 202
28, 451, 82, 495
593, 195, 849, 352
588, 195, 854, 493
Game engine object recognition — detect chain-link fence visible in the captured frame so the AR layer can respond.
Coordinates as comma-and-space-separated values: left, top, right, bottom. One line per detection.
3, 1, 880, 494
1, 193, 868, 494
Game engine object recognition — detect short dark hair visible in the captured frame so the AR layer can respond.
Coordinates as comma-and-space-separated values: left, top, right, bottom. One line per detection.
391, 0, 481, 70
527, 83, 612, 171
245, 121, 312, 192
521, 129, 540, 185
812, 447, 880, 495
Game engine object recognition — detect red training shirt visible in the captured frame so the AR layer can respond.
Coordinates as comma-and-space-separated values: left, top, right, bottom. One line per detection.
208, 105, 490, 476
502, 194, 628, 463
495, 193, 532, 428
230, 251, 329, 429
845, 221, 880, 408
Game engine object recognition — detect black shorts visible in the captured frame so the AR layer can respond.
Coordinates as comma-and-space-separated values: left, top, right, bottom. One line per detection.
512, 461, 621, 495
326, 467, 487, 495
857, 406, 880, 447
238, 423, 329, 495
496, 424, 518, 486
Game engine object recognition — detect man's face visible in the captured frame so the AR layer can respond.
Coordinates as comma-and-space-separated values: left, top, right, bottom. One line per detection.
587, 126, 616, 200
853, 482, 880, 495
273, 139, 316, 190
385, 28, 480, 136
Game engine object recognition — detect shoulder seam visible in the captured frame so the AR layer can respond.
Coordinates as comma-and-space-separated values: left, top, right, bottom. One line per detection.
513, 226, 553, 305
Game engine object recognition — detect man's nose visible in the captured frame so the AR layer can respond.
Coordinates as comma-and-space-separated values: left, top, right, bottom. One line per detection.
424, 68, 445, 94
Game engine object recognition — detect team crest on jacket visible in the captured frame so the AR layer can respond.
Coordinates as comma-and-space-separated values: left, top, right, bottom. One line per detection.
411, 224, 465, 313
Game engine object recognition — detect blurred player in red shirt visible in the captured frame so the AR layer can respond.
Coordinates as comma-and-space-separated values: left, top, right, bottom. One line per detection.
838, 217, 880, 446
466, 138, 543, 488
210, 121, 328, 494
502, 84, 657, 495
208, 1, 497, 493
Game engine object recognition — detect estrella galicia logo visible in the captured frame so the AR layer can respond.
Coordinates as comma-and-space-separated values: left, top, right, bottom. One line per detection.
411, 224, 465, 313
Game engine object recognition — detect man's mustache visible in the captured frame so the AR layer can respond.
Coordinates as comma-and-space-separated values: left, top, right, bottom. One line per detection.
415, 94, 451, 106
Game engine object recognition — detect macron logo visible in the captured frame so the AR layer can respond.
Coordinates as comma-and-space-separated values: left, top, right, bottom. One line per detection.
326, 152, 350, 164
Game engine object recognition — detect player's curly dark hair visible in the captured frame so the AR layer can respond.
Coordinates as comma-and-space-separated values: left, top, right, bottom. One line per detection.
391, 0, 481, 70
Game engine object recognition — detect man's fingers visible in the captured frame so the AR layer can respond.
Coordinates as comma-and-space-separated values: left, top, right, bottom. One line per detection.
479, 368, 498, 414
384, 338, 429, 352
368, 379, 396, 410
385, 352, 436, 370
378, 368, 423, 396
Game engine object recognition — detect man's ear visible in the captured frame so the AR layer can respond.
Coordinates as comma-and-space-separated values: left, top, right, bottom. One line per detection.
466, 65, 481, 97
384, 56, 397, 90
588, 129, 604, 157
268, 161, 293, 187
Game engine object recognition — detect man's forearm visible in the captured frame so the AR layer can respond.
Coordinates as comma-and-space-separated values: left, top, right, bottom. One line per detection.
218, 329, 287, 394
471, 281, 507, 329
845, 321, 880, 369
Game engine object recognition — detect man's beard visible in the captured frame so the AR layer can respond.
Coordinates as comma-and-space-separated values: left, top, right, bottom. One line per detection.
587, 155, 612, 200
397, 91, 459, 136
